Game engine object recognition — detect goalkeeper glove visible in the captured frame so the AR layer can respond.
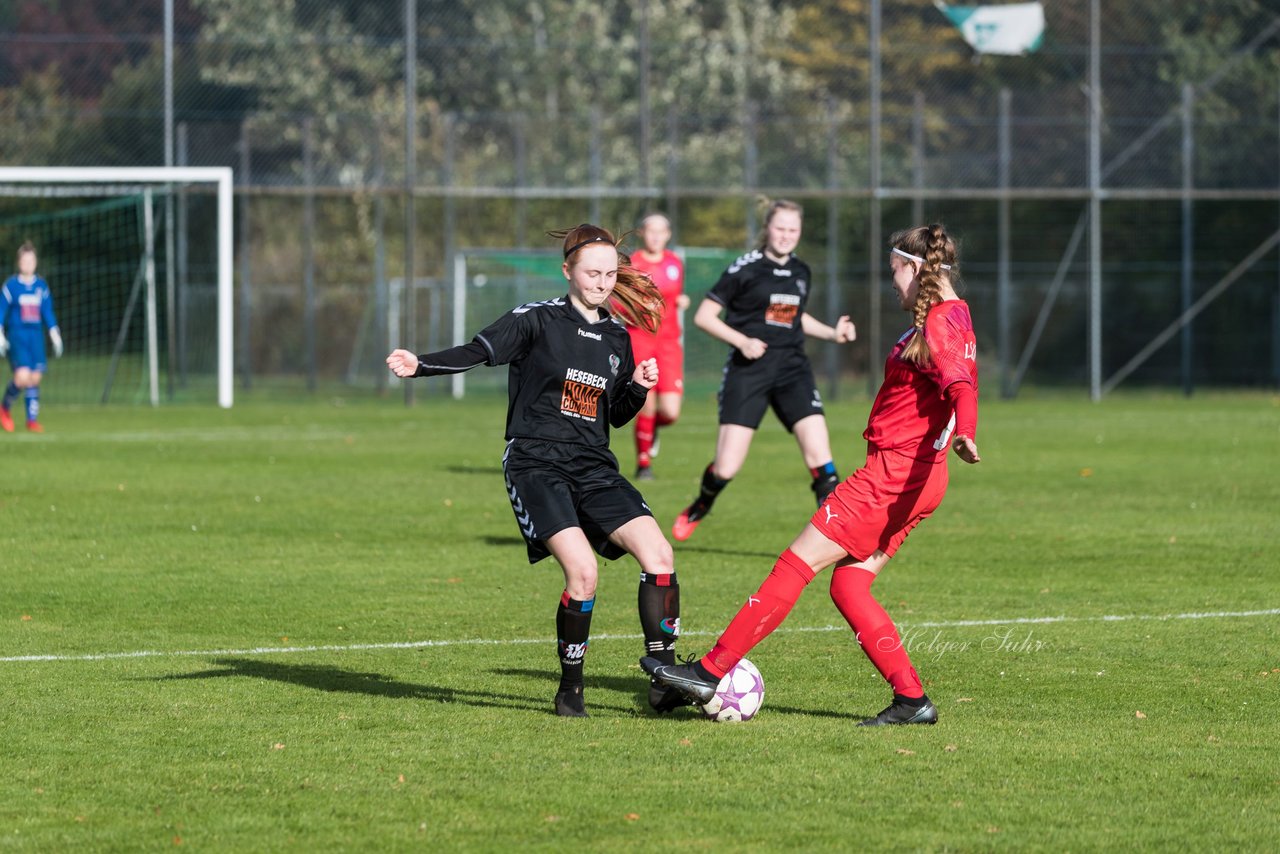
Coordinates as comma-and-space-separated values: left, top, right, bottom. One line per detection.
0, 328, 7, 358
49, 327, 63, 359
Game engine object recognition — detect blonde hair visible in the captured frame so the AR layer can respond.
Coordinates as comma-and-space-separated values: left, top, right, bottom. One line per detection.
755, 197, 803, 250
890, 223, 959, 366
548, 223, 664, 334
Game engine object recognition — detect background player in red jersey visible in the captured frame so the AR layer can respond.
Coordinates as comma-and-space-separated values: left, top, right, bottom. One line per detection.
671, 199, 856, 541
644, 223, 980, 727
388, 224, 688, 718
624, 213, 689, 480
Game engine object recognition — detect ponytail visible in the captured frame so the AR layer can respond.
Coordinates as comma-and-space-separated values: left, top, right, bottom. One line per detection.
891, 223, 958, 366
548, 223, 664, 334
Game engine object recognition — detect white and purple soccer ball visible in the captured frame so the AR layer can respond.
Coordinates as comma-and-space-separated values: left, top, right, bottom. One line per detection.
701, 658, 765, 722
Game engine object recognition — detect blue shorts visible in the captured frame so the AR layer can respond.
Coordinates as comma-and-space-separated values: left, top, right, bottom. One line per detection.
7, 332, 47, 373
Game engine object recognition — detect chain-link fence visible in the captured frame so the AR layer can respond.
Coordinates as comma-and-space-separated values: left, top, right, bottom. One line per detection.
3, 0, 1279, 399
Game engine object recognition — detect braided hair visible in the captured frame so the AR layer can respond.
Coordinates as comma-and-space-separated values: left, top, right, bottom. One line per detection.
548, 223, 664, 334
891, 223, 958, 366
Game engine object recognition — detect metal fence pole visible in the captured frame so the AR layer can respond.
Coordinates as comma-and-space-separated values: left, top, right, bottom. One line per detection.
638, 0, 651, 189
374, 134, 388, 393
176, 121, 189, 387
825, 97, 840, 400
403, 0, 417, 407
590, 105, 603, 225
303, 116, 317, 392
868, 0, 883, 396
442, 112, 457, 398
1181, 82, 1194, 396
998, 88, 1013, 398
238, 118, 252, 390
1088, 0, 1103, 401
744, 102, 758, 245
912, 91, 925, 227
666, 106, 679, 234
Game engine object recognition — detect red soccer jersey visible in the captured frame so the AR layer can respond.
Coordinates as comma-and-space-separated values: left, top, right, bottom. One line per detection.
863, 300, 978, 463
628, 249, 684, 340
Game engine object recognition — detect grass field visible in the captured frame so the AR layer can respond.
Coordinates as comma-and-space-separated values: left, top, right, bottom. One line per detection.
2, 388, 1278, 851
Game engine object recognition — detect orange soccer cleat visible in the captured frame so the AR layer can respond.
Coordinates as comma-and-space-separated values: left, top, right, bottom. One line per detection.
671, 508, 704, 542
0, 408, 13, 433
26, 420, 43, 434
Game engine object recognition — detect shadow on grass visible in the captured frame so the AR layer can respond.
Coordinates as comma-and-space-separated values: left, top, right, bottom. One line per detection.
671, 543, 779, 560
488, 668, 870, 721
148, 658, 630, 715
481, 535, 527, 547
443, 465, 502, 476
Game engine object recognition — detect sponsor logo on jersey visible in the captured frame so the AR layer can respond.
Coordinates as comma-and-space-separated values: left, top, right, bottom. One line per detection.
18, 293, 41, 324
560, 368, 608, 421
608, 353, 620, 376
765, 293, 801, 327
577, 327, 603, 341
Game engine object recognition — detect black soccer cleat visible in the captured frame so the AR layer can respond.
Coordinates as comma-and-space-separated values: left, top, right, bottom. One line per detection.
554, 685, 589, 718
648, 680, 695, 713
636, 465, 655, 482
856, 696, 938, 727
640, 656, 719, 705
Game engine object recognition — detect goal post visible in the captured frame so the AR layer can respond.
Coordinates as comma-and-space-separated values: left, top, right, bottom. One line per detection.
0, 167, 234, 408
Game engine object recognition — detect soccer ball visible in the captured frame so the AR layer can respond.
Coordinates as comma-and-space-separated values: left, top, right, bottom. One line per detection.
702, 658, 765, 722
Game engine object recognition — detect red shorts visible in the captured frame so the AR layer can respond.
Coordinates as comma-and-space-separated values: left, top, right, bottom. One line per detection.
627, 329, 684, 394
810, 447, 949, 561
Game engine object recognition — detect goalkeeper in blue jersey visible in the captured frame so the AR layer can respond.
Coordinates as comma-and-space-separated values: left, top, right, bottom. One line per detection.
0, 242, 62, 433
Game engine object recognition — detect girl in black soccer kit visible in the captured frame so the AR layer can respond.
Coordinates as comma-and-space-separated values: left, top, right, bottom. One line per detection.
387, 224, 687, 718
672, 199, 857, 542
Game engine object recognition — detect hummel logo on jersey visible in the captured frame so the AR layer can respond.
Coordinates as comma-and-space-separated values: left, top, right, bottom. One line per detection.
964, 341, 977, 361
512, 297, 565, 315
577, 327, 602, 341
824, 505, 839, 525
772, 268, 793, 277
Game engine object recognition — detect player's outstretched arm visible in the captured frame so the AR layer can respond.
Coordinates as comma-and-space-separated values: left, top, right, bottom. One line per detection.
694, 298, 766, 359
800, 312, 856, 343
388, 340, 490, 379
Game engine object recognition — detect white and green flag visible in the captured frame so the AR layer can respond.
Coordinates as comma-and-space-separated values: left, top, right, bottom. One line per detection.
934, 1, 1046, 55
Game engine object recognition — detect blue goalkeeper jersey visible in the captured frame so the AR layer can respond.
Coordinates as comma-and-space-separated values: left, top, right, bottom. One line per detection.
2, 275, 58, 338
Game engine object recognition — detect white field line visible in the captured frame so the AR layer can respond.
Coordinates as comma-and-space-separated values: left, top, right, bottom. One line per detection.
3, 607, 1278, 665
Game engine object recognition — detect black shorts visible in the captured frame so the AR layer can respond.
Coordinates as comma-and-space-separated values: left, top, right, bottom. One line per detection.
502, 438, 654, 564
718, 348, 825, 431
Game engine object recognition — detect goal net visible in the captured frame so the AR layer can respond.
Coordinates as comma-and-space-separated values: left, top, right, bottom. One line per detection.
0, 168, 233, 408
447, 246, 743, 398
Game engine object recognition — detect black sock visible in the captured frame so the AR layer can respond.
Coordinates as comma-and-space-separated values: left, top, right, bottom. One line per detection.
556, 592, 594, 692
638, 571, 680, 666
893, 692, 928, 708
810, 461, 839, 506
688, 464, 731, 521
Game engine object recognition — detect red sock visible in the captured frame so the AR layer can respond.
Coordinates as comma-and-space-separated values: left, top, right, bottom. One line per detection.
702, 549, 815, 678
829, 566, 923, 698
635, 414, 656, 463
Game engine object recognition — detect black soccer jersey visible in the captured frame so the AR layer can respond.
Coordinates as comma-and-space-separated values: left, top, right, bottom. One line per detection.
706, 250, 813, 350
414, 296, 649, 447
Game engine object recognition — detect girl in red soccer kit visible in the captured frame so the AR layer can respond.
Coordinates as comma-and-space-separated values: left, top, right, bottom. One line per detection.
624, 213, 689, 480
644, 223, 980, 726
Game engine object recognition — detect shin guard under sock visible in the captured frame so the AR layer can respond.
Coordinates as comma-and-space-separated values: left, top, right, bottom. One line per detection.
829, 566, 923, 698
638, 571, 680, 666
556, 592, 594, 692
702, 549, 816, 678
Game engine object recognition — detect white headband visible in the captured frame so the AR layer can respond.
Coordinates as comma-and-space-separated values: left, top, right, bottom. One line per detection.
892, 246, 952, 271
